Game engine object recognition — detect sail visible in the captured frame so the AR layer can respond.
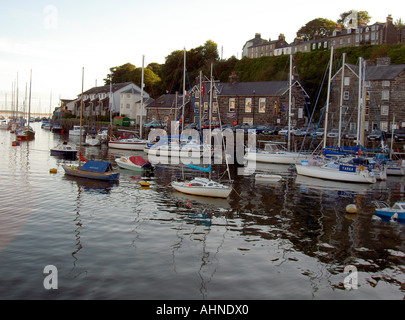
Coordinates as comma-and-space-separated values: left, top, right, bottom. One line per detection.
186, 164, 211, 172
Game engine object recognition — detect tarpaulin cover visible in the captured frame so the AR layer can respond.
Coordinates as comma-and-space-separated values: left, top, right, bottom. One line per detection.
80, 160, 111, 173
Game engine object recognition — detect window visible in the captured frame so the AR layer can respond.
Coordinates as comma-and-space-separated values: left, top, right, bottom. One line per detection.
213, 102, 218, 113
380, 121, 388, 132
381, 105, 389, 116
204, 102, 209, 113
382, 90, 390, 100
344, 77, 350, 86
382, 80, 390, 87
245, 98, 252, 112
126, 104, 130, 109
259, 98, 266, 113
229, 98, 235, 112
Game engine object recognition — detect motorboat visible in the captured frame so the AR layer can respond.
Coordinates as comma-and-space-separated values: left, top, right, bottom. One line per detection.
50, 141, 78, 159
69, 125, 86, 136
374, 201, 405, 222
85, 133, 101, 146
115, 156, 154, 172
16, 126, 35, 141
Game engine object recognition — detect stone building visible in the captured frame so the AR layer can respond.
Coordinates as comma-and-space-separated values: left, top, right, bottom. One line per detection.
216, 73, 309, 128
329, 56, 405, 135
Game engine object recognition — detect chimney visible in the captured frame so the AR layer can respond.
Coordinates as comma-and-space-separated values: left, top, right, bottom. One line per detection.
377, 56, 391, 66
229, 72, 239, 85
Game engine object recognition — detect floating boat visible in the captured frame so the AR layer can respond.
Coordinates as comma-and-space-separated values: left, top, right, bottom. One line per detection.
62, 160, 120, 181
254, 174, 283, 181
115, 156, 154, 172
172, 177, 232, 199
108, 138, 147, 151
295, 160, 376, 184
50, 141, 78, 159
244, 142, 313, 165
16, 126, 35, 141
69, 125, 86, 136
85, 133, 101, 146
51, 123, 63, 133
374, 201, 405, 222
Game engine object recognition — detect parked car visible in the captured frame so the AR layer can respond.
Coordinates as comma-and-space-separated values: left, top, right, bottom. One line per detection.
367, 130, 382, 141
345, 130, 357, 140
327, 128, 339, 138
311, 128, 325, 137
253, 125, 268, 134
393, 128, 405, 142
144, 120, 167, 128
262, 126, 279, 135
293, 127, 312, 136
201, 120, 222, 129
278, 126, 296, 136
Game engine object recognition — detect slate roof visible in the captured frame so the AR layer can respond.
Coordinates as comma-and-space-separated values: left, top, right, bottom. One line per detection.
82, 82, 134, 95
346, 64, 405, 80
218, 81, 289, 96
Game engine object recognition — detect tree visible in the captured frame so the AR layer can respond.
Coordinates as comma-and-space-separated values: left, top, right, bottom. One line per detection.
296, 18, 336, 41
104, 62, 136, 84
337, 10, 371, 28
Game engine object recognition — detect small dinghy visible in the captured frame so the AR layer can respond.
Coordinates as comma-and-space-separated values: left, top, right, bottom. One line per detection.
115, 156, 154, 172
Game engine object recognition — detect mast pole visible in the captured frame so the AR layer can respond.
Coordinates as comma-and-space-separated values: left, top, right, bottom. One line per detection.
323, 46, 334, 150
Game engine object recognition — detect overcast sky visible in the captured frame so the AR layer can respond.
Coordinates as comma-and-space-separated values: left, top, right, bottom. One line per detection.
1, 0, 403, 114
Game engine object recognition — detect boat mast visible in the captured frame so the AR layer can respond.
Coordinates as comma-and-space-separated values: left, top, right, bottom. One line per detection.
288, 54, 292, 152
27, 69, 32, 128
323, 46, 334, 150
140, 55, 145, 139
356, 57, 362, 146
79, 67, 84, 167
338, 52, 346, 148
209, 63, 213, 181
182, 47, 186, 133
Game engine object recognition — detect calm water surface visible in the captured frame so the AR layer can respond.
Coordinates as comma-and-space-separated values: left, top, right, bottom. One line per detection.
0, 122, 404, 300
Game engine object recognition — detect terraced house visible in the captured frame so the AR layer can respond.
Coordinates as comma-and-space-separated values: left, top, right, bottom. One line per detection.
329, 56, 405, 134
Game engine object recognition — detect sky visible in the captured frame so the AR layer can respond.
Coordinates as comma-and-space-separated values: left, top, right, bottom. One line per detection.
0, 0, 404, 114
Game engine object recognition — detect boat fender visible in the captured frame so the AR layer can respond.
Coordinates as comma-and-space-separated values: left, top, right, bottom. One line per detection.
391, 213, 398, 222
49, 168, 57, 174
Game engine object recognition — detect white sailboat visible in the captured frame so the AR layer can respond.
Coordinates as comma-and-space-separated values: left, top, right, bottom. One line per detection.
243, 54, 313, 165
295, 50, 376, 184
171, 62, 232, 198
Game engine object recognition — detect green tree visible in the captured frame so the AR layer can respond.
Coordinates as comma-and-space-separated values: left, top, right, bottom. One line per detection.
337, 10, 371, 27
297, 18, 336, 41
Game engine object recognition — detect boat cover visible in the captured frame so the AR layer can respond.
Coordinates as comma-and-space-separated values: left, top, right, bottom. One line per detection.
80, 160, 112, 173
129, 156, 149, 166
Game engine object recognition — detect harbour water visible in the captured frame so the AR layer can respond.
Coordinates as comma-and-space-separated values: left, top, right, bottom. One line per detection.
0, 122, 404, 300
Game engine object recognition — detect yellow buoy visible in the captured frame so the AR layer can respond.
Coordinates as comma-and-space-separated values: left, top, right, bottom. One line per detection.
49, 168, 57, 174
140, 181, 150, 187
346, 204, 358, 214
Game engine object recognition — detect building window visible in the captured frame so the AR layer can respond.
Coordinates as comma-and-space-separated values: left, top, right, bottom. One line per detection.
344, 77, 350, 86
382, 90, 390, 100
380, 121, 388, 132
381, 105, 389, 116
382, 80, 390, 87
204, 102, 209, 113
259, 98, 266, 113
245, 98, 252, 112
229, 98, 235, 112
213, 102, 218, 113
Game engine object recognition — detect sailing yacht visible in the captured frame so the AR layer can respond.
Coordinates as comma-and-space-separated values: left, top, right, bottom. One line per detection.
171, 63, 232, 198
16, 70, 35, 141
295, 51, 376, 184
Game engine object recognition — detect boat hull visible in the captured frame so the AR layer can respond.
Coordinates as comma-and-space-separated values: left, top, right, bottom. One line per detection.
295, 164, 376, 183
244, 151, 312, 165
62, 165, 120, 181
108, 141, 146, 150
171, 181, 232, 198
375, 209, 405, 222
115, 158, 145, 171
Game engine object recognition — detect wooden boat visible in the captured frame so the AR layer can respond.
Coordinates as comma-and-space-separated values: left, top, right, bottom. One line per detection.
62, 160, 119, 181
172, 177, 232, 198
115, 156, 154, 172
16, 126, 35, 141
50, 141, 78, 159
374, 201, 405, 222
108, 138, 146, 150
